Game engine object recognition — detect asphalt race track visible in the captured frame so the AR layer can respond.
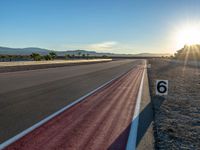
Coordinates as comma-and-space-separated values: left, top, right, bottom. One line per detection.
0, 59, 144, 144
1, 60, 145, 150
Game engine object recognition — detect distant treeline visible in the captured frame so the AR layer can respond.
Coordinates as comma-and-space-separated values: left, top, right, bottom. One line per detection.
0, 52, 109, 62
0, 55, 30, 61
174, 45, 200, 61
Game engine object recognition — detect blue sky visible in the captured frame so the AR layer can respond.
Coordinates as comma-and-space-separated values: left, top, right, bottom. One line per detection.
1, 0, 200, 54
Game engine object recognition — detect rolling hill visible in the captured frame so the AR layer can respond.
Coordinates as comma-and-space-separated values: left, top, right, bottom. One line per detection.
0, 46, 170, 57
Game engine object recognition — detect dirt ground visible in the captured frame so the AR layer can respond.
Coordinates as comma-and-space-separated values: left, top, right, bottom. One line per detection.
148, 59, 200, 149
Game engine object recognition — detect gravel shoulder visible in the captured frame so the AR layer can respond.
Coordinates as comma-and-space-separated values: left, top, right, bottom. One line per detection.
148, 59, 200, 149
137, 66, 154, 150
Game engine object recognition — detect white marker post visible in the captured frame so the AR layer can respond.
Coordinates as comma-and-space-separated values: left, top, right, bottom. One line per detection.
156, 80, 168, 95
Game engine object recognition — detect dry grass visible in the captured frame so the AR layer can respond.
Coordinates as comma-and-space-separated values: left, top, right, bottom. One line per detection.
148, 59, 200, 149
0, 59, 112, 67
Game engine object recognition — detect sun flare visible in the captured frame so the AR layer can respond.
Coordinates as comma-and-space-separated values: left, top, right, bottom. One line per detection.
176, 24, 200, 49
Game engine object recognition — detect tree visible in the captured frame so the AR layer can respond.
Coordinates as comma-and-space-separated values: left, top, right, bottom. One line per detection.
30, 53, 41, 61
44, 55, 52, 60
0, 55, 5, 61
86, 53, 90, 59
65, 54, 71, 59
82, 54, 85, 58
8, 55, 13, 61
175, 44, 200, 61
77, 52, 81, 58
49, 52, 57, 60
102, 55, 109, 58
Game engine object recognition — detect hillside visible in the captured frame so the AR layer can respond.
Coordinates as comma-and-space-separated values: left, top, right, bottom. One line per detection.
0, 46, 170, 57
0, 47, 50, 55
0, 46, 112, 56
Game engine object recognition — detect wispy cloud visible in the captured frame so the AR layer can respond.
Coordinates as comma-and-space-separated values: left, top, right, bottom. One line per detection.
88, 41, 118, 51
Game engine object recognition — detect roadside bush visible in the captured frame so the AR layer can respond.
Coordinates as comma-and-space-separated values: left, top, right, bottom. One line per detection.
44, 55, 52, 60
30, 53, 42, 61
49, 52, 57, 60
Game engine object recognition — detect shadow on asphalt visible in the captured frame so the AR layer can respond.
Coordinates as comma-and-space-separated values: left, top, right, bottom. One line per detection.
136, 101, 153, 146
108, 124, 131, 150
108, 95, 165, 150
136, 96, 165, 146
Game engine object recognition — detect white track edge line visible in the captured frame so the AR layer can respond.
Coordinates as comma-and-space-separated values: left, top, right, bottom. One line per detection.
126, 60, 146, 150
0, 68, 133, 150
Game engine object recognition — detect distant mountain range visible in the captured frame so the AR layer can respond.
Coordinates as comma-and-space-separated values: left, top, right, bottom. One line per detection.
0, 46, 171, 57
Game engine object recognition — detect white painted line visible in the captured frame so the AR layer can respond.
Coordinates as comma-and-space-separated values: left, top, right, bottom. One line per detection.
126, 60, 146, 150
0, 68, 133, 150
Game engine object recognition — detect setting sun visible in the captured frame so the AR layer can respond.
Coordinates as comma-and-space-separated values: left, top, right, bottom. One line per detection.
176, 25, 200, 48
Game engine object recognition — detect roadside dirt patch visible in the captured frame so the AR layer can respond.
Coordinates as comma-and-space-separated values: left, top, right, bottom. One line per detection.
148, 59, 200, 149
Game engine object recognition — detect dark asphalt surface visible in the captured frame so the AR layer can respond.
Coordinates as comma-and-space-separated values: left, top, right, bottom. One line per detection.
4, 62, 144, 150
0, 59, 141, 143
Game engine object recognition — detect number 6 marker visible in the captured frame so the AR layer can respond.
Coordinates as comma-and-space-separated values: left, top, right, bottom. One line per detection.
156, 80, 168, 95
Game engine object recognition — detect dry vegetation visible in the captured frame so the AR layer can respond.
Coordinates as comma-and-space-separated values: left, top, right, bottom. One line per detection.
0, 59, 112, 67
148, 59, 200, 149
